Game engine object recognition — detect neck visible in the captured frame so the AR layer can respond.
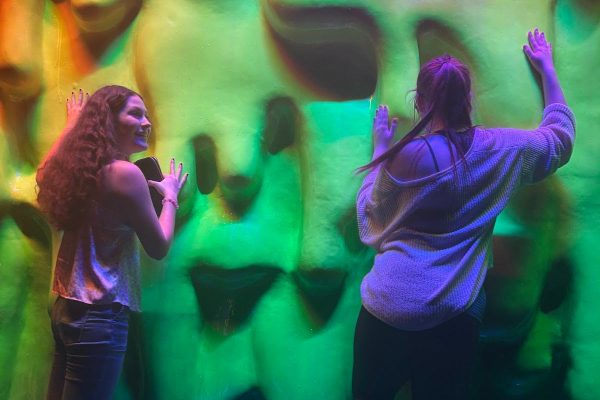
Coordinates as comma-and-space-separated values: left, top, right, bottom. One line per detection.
422, 118, 469, 134
424, 118, 446, 133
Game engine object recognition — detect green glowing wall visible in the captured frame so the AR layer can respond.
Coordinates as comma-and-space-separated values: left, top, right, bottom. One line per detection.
0, 0, 598, 399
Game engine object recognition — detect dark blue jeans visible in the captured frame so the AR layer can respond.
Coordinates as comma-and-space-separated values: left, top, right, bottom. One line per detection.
47, 297, 130, 400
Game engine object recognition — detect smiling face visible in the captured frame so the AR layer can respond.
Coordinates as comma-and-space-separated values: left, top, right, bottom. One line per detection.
115, 95, 151, 156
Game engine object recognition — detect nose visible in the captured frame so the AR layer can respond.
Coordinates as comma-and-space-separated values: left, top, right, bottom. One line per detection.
142, 117, 152, 128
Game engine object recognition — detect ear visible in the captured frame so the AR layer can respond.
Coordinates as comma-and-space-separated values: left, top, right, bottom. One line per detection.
415, 95, 426, 116
414, 95, 421, 113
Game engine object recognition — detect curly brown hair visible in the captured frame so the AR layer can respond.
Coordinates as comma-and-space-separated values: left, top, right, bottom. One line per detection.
36, 85, 140, 230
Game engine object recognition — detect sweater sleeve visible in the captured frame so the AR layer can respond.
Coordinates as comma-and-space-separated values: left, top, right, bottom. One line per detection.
518, 103, 576, 184
356, 165, 402, 249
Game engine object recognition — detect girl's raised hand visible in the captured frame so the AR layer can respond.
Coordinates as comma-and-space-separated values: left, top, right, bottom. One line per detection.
147, 158, 188, 202
373, 105, 398, 149
65, 89, 89, 130
523, 28, 554, 74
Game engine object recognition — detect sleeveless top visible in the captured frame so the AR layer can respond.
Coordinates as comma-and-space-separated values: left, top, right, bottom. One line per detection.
52, 203, 141, 312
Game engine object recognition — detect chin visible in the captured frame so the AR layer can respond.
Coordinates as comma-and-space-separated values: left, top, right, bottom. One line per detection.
129, 143, 149, 155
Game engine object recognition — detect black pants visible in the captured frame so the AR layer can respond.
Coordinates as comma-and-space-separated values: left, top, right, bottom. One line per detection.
352, 306, 480, 400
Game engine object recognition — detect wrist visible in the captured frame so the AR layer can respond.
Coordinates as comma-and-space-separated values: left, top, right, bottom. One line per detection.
374, 142, 390, 153
372, 144, 390, 160
162, 197, 179, 209
540, 64, 557, 77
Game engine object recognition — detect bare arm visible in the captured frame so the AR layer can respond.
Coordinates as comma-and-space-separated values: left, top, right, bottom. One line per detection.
103, 159, 188, 260
523, 28, 567, 106
147, 158, 189, 254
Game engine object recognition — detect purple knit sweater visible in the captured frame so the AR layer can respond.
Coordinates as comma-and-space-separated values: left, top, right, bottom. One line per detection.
357, 104, 575, 330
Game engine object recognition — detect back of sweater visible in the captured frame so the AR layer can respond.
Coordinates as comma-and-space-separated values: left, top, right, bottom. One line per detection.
356, 103, 575, 330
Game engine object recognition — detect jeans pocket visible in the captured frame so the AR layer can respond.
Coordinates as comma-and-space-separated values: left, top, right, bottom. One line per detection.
55, 298, 87, 346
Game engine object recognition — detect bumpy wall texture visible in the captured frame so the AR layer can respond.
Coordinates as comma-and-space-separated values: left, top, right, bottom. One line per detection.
0, 0, 598, 399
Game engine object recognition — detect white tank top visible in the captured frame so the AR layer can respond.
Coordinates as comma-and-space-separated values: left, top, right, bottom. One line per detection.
52, 204, 141, 311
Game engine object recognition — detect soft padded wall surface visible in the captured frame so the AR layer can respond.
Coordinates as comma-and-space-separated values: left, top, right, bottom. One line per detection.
0, 0, 598, 399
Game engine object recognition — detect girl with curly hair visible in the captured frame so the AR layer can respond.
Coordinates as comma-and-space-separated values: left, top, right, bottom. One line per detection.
37, 85, 188, 400
353, 30, 575, 399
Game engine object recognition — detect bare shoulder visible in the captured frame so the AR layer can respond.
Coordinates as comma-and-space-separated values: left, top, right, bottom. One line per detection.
101, 160, 147, 196
397, 138, 428, 158
387, 138, 429, 180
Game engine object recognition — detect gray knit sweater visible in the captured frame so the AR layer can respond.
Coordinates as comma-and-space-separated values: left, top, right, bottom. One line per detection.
357, 103, 575, 330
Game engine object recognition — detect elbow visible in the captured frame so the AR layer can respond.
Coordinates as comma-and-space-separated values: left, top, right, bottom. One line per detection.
557, 135, 575, 168
563, 145, 574, 166
148, 251, 167, 261
145, 243, 169, 260
357, 224, 373, 247
140, 232, 173, 260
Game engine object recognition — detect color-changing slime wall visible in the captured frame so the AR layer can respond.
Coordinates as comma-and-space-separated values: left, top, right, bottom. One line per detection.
0, 0, 598, 399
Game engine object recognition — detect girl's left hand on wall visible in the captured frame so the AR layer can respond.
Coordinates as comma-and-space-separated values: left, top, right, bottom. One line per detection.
65, 89, 90, 131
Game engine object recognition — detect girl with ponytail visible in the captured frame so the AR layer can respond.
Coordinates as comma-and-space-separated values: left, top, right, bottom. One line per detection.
353, 30, 575, 399
357, 54, 473, 175
37, 86, 188, 399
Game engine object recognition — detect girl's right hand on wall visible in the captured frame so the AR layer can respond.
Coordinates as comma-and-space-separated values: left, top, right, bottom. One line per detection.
523, 28, 567, 106
523, 28, 554, 74
373, 105, 397, 150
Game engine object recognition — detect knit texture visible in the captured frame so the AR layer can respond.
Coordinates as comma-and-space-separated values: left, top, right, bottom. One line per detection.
357, 104, 575, 330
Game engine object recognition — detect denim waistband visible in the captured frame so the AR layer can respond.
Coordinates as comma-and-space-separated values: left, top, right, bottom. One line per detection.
58, 296, 129, 314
